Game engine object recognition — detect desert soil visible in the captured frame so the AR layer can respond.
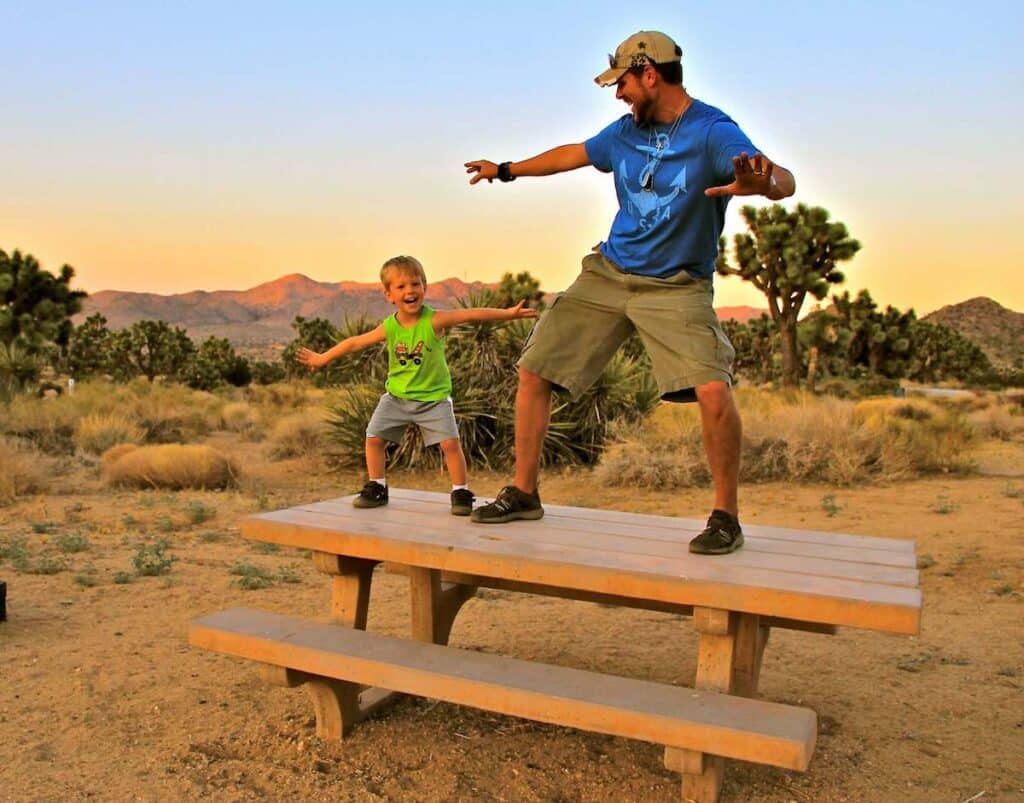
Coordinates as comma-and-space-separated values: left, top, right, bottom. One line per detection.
1, 439, 1022, 803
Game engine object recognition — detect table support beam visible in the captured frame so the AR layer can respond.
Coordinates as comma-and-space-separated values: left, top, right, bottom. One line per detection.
675, 606, 738, 803
409, 567, 477, 645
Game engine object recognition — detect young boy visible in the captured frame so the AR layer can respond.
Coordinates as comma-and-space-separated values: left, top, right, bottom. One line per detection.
297, 255, 537, 515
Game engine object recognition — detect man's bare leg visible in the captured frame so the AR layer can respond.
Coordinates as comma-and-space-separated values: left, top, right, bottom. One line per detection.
513, 367, 553, 494
694, 380, 741, 516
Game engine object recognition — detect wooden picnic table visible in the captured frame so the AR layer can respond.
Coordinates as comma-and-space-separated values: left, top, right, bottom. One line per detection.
190, 487, 921, 803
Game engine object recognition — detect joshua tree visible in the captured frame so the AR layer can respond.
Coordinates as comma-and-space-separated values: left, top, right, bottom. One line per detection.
717, 204, 860, 387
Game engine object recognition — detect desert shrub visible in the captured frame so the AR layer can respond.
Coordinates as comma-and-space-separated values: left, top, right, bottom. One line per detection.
595, 388, 978, 489
74, 412, 145, 455
125, 380, 219, 443
101, 443, 141, 472
0, 437, 51, 504
218, 401, 262, 439
2, 394, 78, 454
132, 538, 175, 576
967, 403, 1022, 441
103, 444, 239, 490
323, 322, 657, 471
266, 411, 329, 459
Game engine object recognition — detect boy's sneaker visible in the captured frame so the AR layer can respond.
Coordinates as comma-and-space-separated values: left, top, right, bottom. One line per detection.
688, 510, 744, 555
352, 481, 388, 508
450, 488, 475, 517
470, 485, 544, 524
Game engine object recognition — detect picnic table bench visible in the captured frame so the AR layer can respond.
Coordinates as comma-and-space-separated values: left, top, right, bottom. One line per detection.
189, 488, 922, 803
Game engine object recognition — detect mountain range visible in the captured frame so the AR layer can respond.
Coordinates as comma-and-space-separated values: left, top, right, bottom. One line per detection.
922, 297, 1023, 370
77, 273, 766, 353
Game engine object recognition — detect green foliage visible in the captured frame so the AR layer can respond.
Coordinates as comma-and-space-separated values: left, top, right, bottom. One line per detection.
109, 320, 195, 382
185, 500, 216, 525
906, 320, 994, 385
0, 341, 46, 391
132, 538, 175, 576
63, 313, 114, 379
56, 532, 90, 553
324, 315, 657, 471
801, 290, 915, 382
717, 204, 860, 387
182, 336, 251, 390
250, 359, 286, 385
494, 271, 546, 309
0, 248, 86, 355
281, 315, 387, 387
722, 315, 780, 384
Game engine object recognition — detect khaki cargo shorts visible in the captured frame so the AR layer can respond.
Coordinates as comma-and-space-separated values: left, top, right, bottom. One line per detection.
518, 252, 735, 403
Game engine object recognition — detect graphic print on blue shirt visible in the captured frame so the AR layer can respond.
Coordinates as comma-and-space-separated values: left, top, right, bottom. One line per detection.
584, 99, 757, 280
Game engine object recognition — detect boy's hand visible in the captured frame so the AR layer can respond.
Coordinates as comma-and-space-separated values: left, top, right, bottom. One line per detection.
506, 300, 539, 320
296, 347, 328, 370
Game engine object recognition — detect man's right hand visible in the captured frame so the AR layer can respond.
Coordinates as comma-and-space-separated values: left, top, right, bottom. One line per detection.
464, 160, 498, 185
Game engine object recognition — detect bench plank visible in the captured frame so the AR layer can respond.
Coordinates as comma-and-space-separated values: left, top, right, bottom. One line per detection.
189, 608, 817, 772
243, 507, 921, 634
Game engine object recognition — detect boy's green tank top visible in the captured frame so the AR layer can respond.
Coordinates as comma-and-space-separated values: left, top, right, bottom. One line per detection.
382, 306, 452, 401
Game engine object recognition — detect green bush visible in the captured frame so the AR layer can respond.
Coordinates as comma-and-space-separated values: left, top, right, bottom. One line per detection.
323, 313, 657, 471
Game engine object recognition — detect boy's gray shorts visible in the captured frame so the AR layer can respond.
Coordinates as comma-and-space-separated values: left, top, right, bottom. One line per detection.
366, 393, 459, 446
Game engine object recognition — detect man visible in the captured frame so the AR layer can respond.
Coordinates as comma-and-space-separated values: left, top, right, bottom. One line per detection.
464, 31, 795, 554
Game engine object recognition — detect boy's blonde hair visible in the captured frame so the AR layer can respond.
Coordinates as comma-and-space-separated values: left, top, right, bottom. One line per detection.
380, 255, 427, 288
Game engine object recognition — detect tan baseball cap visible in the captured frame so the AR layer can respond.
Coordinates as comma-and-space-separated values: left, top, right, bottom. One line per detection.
594, 30, 682, 87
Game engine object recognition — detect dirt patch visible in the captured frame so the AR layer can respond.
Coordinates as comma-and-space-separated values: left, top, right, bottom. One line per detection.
1, 447, 1023, 802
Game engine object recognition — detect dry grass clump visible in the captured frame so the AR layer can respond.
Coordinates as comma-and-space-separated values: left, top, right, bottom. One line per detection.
966, 399, 1024, 441
595, 388, 979, 489
219, 401, 262, 439
0, 437, 51, 505
74, 413, 145, 455
125, 381, 219, 442
102, 443, 239, 489
2, 394, 80, 454
266, 410, 330, 460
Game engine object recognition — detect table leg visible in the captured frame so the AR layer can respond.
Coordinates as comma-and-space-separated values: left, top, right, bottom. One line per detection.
408, 566, 477, 645
672, 607, 737, 803
259, 552, 382, 740
732, 614, 770, 699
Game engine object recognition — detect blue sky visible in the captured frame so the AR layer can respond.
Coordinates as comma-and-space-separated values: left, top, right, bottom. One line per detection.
2, 1, 1022, 313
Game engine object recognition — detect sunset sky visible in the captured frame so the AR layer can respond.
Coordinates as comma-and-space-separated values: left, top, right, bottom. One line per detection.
3, 1, 1022, 315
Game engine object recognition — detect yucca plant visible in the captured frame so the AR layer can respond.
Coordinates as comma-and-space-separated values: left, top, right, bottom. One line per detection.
323, 307, 659, 472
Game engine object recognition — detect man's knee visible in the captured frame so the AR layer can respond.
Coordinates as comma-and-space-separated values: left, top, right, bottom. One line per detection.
518, 366, 552, 394
438, 438, 462, 454
695, 380, 736, 418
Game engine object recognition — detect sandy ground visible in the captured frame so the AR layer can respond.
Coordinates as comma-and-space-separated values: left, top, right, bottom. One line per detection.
1, 440, 1022, 803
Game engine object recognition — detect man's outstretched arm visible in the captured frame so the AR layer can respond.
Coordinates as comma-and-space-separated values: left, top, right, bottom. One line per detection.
464, 143, 591, 184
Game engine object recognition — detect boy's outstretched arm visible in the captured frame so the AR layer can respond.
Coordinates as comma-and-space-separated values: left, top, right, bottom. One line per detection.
432, 301, 538, 332
296, 324, 386, 370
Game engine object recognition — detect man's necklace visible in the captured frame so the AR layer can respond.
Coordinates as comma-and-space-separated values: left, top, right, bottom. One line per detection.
639, 101, 690, 192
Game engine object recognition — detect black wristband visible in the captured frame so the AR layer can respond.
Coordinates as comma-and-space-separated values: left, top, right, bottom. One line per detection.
497, 161, 516, 182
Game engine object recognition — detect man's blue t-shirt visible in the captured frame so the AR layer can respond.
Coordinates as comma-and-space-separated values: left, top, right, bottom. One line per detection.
584, 99, 757, 279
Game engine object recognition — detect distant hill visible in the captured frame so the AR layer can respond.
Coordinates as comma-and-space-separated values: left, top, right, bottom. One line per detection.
922, 297, 1023, 369
76, 273, 767, 351
77, 274, 497, 351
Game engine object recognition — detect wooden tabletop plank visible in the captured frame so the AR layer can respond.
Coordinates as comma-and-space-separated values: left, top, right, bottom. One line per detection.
191, 607, 817, 770
301, 499, 919, 587
388, 488, 917, 554
242, 508, 921, 633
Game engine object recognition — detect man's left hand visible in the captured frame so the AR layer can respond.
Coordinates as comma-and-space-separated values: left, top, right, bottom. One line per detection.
705, 152, 778, 198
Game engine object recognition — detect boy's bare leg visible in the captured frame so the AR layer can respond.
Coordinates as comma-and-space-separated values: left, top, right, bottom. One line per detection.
513, 367, 553, 494
365, 437, 387, 479
439, 438, 467, 485
694, 380, 741, 516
